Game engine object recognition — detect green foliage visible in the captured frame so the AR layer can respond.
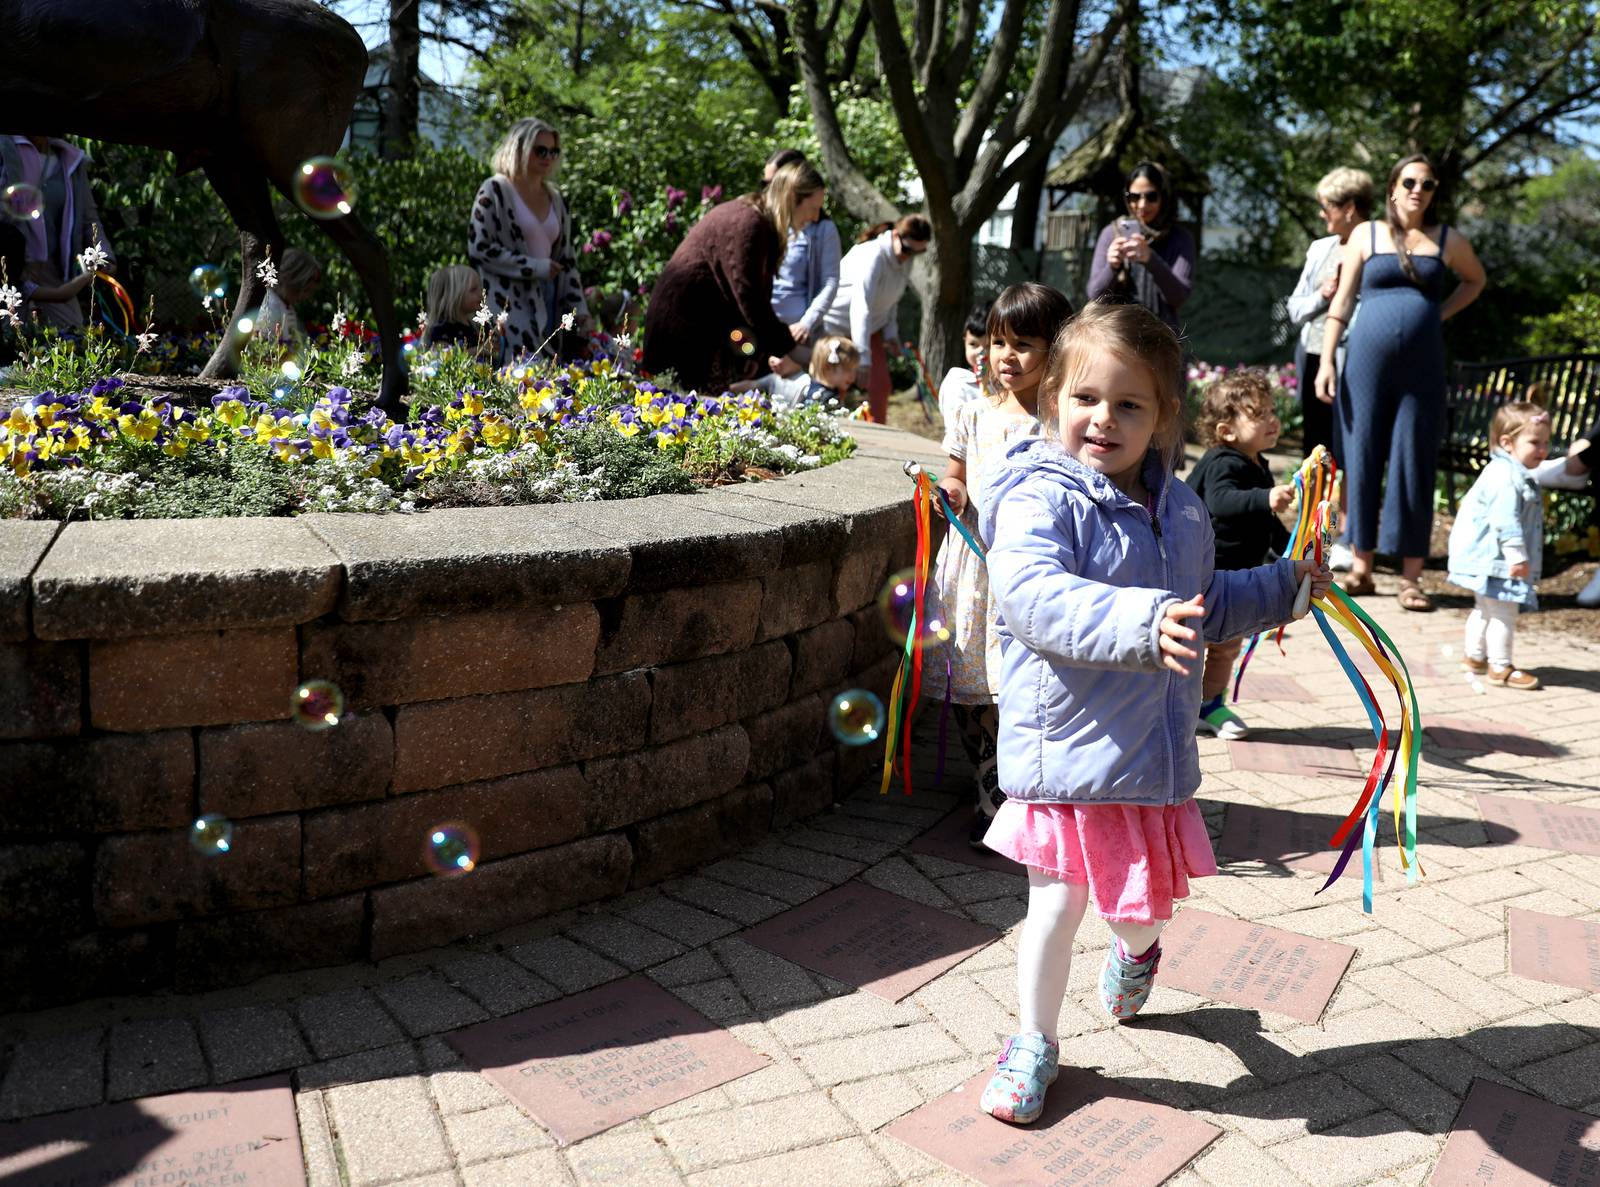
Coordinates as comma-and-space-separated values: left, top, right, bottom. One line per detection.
123, 445, 299, 519
773, 85, 918, 242
556, 424, 699, 498
1522, 290, 1600, 356
7, 321, 130, 395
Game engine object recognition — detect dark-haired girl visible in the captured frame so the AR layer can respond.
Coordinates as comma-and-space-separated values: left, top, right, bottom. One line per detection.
928, 282, 1075, 846
1314, 154, 1486, 612
1086, 162, 1195, 336
822, 214, 932, 422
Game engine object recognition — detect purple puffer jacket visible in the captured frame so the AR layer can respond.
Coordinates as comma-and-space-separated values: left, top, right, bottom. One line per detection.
979, 438, 1298, 806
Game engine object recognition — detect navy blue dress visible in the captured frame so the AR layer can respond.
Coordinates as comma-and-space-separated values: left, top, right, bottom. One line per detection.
1335, 223, 1450, 557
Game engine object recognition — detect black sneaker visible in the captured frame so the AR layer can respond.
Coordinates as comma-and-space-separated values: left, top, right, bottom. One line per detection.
968, 808, 992, 849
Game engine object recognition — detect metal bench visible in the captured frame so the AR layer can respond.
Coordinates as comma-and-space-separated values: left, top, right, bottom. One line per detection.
1441, 353, 1600, 511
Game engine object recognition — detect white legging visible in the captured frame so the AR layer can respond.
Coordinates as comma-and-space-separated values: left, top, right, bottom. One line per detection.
1464, 595, 1519, 669
1017, 868, 1166, 1041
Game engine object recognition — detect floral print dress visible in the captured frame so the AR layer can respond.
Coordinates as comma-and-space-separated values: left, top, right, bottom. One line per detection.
927, 399, 1040, 704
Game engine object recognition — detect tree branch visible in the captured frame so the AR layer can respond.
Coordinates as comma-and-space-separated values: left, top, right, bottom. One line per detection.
791, 0, 897, 223
942, 0, 985, 91
833, 2, 871, 81
868, 0, 957, 213
953, 0, 1032, 167
1462, 77, 1600, 173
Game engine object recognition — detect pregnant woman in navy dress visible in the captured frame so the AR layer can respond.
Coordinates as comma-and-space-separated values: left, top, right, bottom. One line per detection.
1314, 154, 1486, 612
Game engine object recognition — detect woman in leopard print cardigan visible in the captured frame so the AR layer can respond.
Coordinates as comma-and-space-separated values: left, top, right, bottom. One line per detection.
468, 118, 591, 360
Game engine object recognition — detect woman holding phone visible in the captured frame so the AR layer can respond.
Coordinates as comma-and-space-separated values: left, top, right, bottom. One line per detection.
1087, 161, 1196, 336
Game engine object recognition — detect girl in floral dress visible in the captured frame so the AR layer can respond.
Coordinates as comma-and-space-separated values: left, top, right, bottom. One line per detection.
929, 283, 1075, 846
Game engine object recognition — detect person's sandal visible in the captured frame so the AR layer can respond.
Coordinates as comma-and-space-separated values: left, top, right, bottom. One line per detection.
1396, 583, 1434, 612
979, 1033, 1060, 1124
1487, 666, 1540, 690
1461, 656, 1488, 675
1341, 573, 1376, 597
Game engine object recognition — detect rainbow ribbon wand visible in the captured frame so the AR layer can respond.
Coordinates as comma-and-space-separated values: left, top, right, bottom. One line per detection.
879, 462, 986, 795
906, 344, 939, 424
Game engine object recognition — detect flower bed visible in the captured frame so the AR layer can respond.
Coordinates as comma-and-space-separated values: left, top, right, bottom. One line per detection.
0, 333, 855, 519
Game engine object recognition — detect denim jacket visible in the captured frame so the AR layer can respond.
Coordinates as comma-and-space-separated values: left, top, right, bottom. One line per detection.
980, 438, 1298, 806
1447, 450, 1543, 602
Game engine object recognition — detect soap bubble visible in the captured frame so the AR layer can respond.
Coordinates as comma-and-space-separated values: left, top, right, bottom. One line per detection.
1, 183, 42, 224
877, 568, 950, 651
728, 327, 757, 358
231, 308, 263, 344
294, 157, 355, 219
188, 264, 230, 300
424, 822, 480, 877
829, 689, 885, 746
189, 815, 234, 857
292, 680, 345, 730
280, 360, 302, 382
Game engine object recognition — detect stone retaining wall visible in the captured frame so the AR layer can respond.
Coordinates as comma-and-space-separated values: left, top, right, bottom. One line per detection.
0, 422, 947, 1011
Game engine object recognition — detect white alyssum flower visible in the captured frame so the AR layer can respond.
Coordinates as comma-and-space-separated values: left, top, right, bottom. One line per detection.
256, 256, 278, 289
473, 305, 493, 327
78, 243, 110, 274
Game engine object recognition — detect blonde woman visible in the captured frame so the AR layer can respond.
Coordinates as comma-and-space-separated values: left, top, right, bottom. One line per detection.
468, 118, 590, 360
642, 160, 823, 392
1285, 167, 1372, 463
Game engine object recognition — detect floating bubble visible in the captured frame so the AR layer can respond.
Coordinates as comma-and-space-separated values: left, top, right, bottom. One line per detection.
423, 822, 480, 877
294, 157, 355, 219
1, 183, 42, 224
188, 263, 230, 301
728, 327, 757, 358
189, 814, 234, 857
829, 689, 885, 746
876, 568, 951, 651
232, 308, 262, 343
281, 360, 303, 382
292, 680, 345, 730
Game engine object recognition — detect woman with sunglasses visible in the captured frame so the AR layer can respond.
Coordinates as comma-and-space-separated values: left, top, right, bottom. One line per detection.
1086, 162, 1195, 337
469, 118, 591, 361
1314, 154, 1486, 612
822, 214, 933, 422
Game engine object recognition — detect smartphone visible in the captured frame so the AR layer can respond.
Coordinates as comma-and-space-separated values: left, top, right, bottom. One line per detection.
1115, 217, 1144, 239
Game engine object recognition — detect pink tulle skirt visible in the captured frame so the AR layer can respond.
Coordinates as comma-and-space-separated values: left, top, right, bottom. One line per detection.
985, 799, 1218, 925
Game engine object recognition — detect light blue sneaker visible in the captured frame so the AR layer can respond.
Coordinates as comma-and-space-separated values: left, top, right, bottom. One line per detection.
978, 1032, 1059, 1124
1099, 940, 1161, 1021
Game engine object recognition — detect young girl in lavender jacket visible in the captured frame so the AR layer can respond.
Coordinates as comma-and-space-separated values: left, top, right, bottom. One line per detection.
976, 301, 1331, 1124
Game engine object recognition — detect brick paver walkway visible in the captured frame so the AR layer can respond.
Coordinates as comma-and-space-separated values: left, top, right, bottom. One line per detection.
3, 576, 1599, 1186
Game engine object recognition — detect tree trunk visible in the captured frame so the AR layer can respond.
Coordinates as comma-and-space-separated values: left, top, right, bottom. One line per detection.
572, 0, 587, 78
1008, 155, 1049, 253
383, 0, 421, 159
913, 232, 973, 383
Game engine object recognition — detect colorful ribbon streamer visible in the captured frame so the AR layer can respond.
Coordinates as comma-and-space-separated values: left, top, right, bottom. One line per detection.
93, 274, 136, 338
906, 343, 939, 424
879, 465, 937, 795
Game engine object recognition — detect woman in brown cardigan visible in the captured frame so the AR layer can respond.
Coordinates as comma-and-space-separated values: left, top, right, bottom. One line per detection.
642, 160, 825, 393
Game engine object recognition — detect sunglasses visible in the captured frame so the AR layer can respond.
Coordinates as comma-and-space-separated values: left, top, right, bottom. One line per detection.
1125, 191, 1161, 205
1399, 177, 1437, 193
531, 145, 561, 160
898, 237, 930, 255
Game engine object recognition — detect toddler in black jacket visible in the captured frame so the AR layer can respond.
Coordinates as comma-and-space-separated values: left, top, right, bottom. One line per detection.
1182, 371, 1294, 738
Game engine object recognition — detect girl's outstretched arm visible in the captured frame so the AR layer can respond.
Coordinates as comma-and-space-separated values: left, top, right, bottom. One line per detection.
988, 482, 1176, 672
1200, 559, 1301, 643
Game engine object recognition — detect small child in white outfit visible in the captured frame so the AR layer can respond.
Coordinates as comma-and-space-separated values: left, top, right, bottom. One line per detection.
937, 301, 991, 432
1446, 400, 1551, 690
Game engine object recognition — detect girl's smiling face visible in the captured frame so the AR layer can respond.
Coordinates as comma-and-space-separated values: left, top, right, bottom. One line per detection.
1060, 346, 1162, 493
989, 325, 1051, 404
1502, 421, 1551, 470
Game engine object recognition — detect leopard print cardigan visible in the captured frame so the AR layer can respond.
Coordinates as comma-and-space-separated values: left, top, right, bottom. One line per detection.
467, 175, 590, 358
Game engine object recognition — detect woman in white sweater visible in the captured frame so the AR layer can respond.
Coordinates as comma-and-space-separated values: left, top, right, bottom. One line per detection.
823, 214, 931, 422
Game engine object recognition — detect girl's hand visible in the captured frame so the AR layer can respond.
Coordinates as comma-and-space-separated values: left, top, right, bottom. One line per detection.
1158, 594, 1205, 675
1269, 484, 1295, 513
1509, 560, 1530, 579
1314, 362, 1336, 405
1293, 558, 1334, 602
938, 477, 968, 516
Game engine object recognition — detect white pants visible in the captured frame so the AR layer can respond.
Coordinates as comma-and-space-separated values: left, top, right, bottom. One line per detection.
1016, 869, 1166, 1040
1465, 595, 1519, 668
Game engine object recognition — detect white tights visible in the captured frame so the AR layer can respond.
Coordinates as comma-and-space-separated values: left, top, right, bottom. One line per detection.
1016, 869, 1166, 1041
1464, 595, 1519, 669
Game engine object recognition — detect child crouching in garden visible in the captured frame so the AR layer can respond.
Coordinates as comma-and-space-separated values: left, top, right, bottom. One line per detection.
732, 334, 860, 409
423, 264, 485, 350
928, 282, 1076, 847
976, 301, 1330, 1124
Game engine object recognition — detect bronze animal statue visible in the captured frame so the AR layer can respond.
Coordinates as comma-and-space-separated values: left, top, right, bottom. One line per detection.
0, 0, 406, 414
